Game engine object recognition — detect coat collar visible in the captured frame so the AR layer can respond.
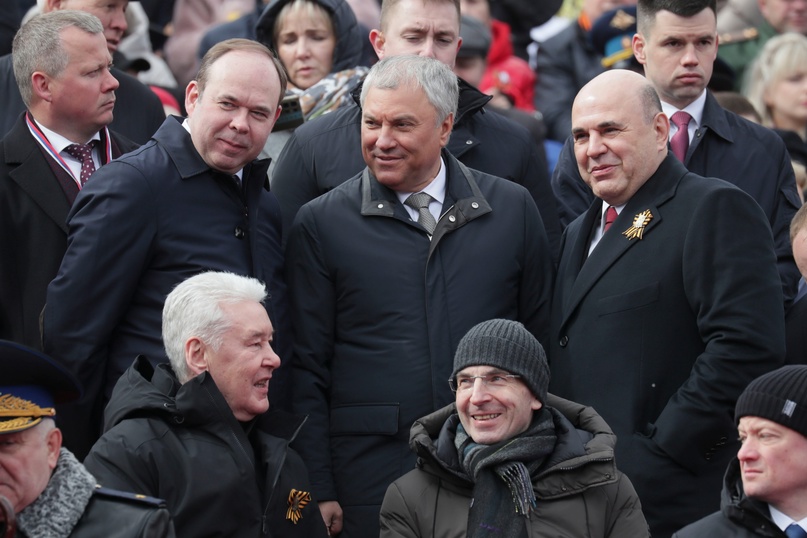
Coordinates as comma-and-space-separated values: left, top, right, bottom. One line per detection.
560, 154, 688, 324
359, 149, 492, 254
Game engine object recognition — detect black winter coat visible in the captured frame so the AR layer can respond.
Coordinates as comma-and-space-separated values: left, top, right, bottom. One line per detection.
673, 459, 791, 537
84, 357, 328, 538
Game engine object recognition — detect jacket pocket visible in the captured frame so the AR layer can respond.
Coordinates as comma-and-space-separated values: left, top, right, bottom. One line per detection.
597, 282, 659, 316
330, 403, 399, 435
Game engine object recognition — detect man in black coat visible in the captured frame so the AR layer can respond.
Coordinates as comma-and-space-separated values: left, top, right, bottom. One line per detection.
551, 0, 802, 307
550, 69, 785, 538
271, 0, 561, 258
0, 11, 136, 352
286, 55, 554, 538
0, 0, 165, 145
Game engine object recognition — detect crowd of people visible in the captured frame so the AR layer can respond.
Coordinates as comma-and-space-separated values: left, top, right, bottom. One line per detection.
1, 0, 806, 536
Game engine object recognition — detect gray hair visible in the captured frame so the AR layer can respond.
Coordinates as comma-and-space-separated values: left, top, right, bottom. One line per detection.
360, 55, 458, 125
162, 272, 267, 383
12, 10, 105, 107
744, 32, 807, 128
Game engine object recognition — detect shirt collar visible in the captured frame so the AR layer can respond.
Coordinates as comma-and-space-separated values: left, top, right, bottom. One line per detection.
661, 90, 707, 131
769, 504, 807, 532
396, 156, 447, 206
35, 120, 101, 154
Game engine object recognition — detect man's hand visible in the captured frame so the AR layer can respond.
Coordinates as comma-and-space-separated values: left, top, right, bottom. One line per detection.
319, 500, 343, 536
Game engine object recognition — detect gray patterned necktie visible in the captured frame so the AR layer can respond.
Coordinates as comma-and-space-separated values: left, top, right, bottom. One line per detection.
405, 192, 437, 235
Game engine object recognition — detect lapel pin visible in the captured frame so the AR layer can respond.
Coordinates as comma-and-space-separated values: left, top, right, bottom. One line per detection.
286, 489, 312, 524
622, 209, 653, 240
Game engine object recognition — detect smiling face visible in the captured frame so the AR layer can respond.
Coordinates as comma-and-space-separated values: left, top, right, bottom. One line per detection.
572, 70, 669, 206
0, 421, 61, 513
361, 83, 453, 192
190, 301, 281, 421
633, 8, 717, 110
455, 366, 542, 445
186, 49, 282, 174
274, 3, 336, 90
371, 0, 462, 68
51, 0, 129, 53
42, 26, 118, 142
738, 416, 807, 516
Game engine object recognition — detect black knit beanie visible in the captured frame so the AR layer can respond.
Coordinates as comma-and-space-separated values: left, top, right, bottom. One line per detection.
735, 365, 807, 437
451, 319, 549, 403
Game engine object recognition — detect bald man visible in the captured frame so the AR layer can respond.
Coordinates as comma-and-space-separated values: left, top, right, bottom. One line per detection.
549, 69, 786, 537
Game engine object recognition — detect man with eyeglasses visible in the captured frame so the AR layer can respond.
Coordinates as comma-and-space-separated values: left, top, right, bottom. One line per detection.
379, 319, 649, 537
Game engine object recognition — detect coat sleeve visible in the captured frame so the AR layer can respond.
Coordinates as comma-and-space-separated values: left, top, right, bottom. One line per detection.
769, 143, 802, 309
550, 136, 595, 228
653, 185, 786, 473
271, 132, 324, 246
604, 473, 651, 538
43, 161, 156, 392
84, 428, 161, 497
379, 481, 423, 538
285, 203, 339, 501
518, 189, 554, 349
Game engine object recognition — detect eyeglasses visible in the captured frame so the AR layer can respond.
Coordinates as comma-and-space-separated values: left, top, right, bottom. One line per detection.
448, 373, 522, 392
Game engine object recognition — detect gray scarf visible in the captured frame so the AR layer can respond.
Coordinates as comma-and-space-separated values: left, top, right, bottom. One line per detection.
17, 448, 96, 538
455, 408, 557, 538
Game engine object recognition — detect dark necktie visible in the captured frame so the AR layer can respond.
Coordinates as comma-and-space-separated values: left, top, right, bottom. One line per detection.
604, 206, 618, 232
405, 192, 437, 235
670, 111, 692, 163
786, 524, 807, 538
64, 141, 98, 187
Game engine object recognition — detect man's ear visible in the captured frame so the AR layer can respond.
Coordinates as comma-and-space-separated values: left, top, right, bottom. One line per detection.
185, 80, 200, 116
632, 33, 647, 65
45, 427, 62, 470
185, 336, 208, 377
31, 72, 52, 103
369, 29, 385, 59
43, 0, 64, 14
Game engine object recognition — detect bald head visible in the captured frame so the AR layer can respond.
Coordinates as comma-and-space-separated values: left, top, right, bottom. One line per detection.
571, 70, 669, 206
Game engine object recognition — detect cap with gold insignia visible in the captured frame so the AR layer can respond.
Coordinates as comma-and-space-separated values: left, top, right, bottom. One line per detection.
0, 340, 81, 434
590, 5, 639, 70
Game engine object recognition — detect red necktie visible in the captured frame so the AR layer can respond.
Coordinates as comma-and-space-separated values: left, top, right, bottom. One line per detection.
604, 206, 618, 232
670, 111, 692, 163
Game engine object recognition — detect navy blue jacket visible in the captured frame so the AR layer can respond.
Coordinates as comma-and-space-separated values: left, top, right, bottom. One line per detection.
43, 116, 290, 454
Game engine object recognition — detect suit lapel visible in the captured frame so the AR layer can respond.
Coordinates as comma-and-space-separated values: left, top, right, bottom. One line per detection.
4, 119, 72, 232
560, 156, 686, 327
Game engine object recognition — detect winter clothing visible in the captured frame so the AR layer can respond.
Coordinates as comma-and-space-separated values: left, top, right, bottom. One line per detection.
286, 149, 554, 537
84, 357, 327, 538
380, 395, 649, 538
17, 448, 174, 538
673, 458, 790, 537
43, 115, 291, 458
481, 19, 536, 111
271, 78, 560, 259
451, 319, 550, 403
735, 365, 807, 437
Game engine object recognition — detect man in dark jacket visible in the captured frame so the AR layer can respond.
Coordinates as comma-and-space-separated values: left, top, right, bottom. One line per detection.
551, 0, 802, 307
674, 366, 807, 537
42, 38, 291, 460
551, 68, 785, 537
287, 55, 554, 538
0, 0, 165, 145
84, 272, 328, 538
271, 0, 561, 258
0, 11, 137, 352
380, 319, 649, 538
0, 340, 175, 538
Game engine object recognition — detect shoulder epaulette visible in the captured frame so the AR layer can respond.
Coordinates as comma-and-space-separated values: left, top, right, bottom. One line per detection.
719, 27, 759, 44
93, 485, 167, 508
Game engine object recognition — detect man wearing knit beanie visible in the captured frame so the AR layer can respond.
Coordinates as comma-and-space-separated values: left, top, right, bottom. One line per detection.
675, 365, 807, 537
380, 319, 649, 537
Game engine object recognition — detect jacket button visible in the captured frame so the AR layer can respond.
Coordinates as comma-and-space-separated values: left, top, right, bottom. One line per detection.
234, 226, 245, 239
559, 335, 568, 347
471, 202, 479, 209
448, 215, 456, 222
465, 139, 473, 145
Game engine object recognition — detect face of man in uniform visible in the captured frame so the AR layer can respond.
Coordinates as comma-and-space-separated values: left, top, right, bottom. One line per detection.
759, 0, 807, 34
0, 421, 61, 513
571, 70, 669, 207
185, 49, 282, 175
361, 83, 453, 193
632, 8, 717, 110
